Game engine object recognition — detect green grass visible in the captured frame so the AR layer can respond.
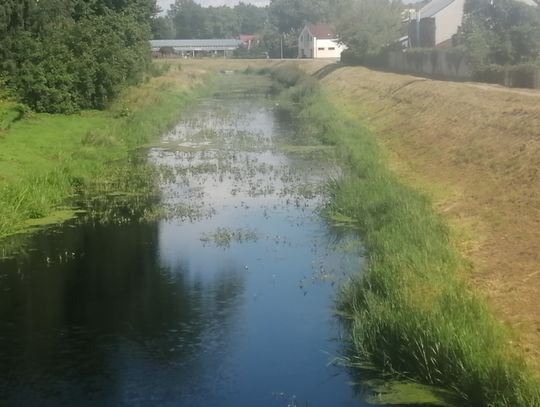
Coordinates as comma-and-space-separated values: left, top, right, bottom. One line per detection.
0, 69, 207, 240
270, 64, 540, 406
0, 101, 24, 131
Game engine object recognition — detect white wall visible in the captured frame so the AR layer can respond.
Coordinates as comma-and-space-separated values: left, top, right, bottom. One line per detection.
298, 26, 314, 58
434, 0, 465, 46
313, 39, 346, 59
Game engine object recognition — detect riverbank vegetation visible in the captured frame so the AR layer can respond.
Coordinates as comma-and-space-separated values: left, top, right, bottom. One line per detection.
0, 0, 156, 113
268, 63, 540, 406
0, 62, 208, 242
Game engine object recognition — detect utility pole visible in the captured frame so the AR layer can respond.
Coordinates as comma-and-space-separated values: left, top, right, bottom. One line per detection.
280, 35, 284, 59
416, 9, 421, 47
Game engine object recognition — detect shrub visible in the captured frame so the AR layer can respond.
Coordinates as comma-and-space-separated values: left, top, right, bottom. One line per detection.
472, 64, 507, 85
508, 64, 539, 89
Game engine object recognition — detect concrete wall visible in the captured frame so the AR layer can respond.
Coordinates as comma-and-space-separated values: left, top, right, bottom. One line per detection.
388, 50, 472, 80
387, 50, 540, 89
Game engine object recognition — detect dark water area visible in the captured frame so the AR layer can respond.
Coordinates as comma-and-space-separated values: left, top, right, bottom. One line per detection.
0, 75, 372, 407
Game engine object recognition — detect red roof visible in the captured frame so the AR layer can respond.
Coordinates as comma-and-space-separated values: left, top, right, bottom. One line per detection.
239, 35, 257, 43
306, 24, 336, 39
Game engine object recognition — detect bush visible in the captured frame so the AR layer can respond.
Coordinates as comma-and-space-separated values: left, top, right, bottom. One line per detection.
341, 49, 365, 66
159, 46, 175, 55
508, 64, 539, 89
0, 6, 151, 114
472, 64, 507, 85
473, 64, 540, 89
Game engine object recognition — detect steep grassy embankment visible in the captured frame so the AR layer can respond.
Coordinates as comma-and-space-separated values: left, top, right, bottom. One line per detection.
270, 63, 540, 406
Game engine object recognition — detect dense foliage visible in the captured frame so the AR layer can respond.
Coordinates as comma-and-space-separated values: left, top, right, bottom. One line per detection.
265, 0, 337, 57
151, 0, 267, 39
0, 0, 156, 113
336, 0, 402, 62
456, 0, 540, 67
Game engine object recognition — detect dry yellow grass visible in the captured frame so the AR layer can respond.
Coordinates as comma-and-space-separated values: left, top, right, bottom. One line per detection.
292, 62, 540, 370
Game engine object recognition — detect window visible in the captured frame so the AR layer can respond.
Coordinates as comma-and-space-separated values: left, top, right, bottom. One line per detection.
318, 47, 325, 51
329, 47, 336, 50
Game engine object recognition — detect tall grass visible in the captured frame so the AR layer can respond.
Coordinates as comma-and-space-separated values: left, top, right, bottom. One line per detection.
0, 67, 206, 240
271, 64, 540, 406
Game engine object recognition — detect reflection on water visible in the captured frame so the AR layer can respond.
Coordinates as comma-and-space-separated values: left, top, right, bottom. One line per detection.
0, 75, 368, 407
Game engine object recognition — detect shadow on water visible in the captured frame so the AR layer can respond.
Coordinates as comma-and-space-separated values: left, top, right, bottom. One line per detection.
0, 222, 244, 406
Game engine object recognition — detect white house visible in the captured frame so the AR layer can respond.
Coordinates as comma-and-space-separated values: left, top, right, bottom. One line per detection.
297, 24, 347, 59
415, 0, 466, 48
414, 0, 537, 48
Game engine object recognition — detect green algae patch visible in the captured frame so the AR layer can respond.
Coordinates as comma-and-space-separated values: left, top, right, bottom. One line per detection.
23, 209, 80, 230
364, 380, 459, 406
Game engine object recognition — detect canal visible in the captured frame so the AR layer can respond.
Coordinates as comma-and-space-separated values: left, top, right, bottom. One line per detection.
0, 73, 371, 407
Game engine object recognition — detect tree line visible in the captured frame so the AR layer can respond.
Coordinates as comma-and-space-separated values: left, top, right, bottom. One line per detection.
457, 0, 540, 67
1, 0, 539, 113
0, 0, 156, 113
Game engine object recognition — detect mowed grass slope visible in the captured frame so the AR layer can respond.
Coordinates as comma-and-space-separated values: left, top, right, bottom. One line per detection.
310, 64, 540, 370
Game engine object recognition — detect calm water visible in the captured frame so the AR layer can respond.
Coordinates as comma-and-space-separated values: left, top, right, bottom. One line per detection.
0, 75, 371, 407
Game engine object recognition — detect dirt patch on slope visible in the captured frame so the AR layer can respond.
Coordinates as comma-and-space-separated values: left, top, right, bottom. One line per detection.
307, 64, 540, 370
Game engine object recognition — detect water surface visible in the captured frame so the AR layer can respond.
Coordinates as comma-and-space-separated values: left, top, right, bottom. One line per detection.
0, 74, 370, 407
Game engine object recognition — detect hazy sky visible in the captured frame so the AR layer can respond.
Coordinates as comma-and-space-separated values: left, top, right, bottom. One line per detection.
157, 0, 421, 13
157, 0, 269, 12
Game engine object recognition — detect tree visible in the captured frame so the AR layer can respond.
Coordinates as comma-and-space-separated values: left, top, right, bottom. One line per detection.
167, 1, 269, 39
170, 0, 208, 38
235, 2, 268, 34
0, 0, 156, 113
268, 0, 334, 33
456, 0, 540, 66
151, 15, 175, 39
336, 0, 402, 61
204, 6, 239, 38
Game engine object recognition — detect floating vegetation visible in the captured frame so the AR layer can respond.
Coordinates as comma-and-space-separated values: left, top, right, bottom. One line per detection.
200, 227, 258, 248
144, 203, 214, 223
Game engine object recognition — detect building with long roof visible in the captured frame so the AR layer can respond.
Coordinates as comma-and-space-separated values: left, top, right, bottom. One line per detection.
150, 39, 242, 57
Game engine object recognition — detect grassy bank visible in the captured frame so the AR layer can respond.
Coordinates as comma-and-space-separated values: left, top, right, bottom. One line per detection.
317, 65, 540, 369
0, 62, 209, 242
270, 64, 540, 406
